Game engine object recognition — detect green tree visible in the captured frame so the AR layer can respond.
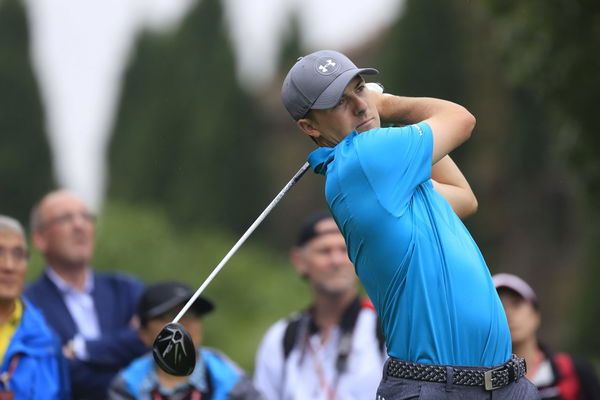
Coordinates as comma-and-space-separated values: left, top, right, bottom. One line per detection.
481, 0, 600, 360
0, 0, 54, 223
109, 0, 267, 233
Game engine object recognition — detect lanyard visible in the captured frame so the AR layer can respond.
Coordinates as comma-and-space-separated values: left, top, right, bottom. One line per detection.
306, 340, 339, 400
298, 296, 362, 400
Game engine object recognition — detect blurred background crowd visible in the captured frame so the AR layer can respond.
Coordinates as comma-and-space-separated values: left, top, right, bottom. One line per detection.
0, 0, 598, 383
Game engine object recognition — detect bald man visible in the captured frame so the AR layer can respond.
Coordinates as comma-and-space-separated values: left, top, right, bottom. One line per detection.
25, 190, 148, 400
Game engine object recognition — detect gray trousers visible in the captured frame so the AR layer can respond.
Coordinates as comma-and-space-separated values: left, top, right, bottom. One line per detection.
376, 359, 540, 399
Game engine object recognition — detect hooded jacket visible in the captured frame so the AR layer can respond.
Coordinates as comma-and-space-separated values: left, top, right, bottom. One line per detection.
0, 298, 70, 399
108, 348, 262, 400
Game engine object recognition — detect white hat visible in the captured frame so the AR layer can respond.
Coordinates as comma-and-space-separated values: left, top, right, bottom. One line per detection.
492, 273, 539, 307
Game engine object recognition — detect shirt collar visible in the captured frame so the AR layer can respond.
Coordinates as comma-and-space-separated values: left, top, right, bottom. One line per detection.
46, 266, 94, 295
307, 131, 358, 175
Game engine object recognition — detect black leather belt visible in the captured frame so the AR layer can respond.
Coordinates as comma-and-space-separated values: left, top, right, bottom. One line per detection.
386, 355, 527, 391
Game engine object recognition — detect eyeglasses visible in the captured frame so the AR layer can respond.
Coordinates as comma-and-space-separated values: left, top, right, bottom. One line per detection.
0, 246, 28, 262
42, 211, 96, 228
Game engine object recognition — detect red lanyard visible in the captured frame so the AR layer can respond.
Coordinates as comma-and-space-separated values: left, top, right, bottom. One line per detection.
306, 338, 339, 400
296, 299, 362, 400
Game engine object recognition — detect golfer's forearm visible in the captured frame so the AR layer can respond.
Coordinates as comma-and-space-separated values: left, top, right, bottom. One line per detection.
432, 156, 470, 187
432, 181, 477, 219
376, 94, 472, 126
375, 92, 475, 163
431, 156, 478, 218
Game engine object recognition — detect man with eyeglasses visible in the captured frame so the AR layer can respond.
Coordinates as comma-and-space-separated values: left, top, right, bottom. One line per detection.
25, 190, 148, 400
0, 214, 70, 399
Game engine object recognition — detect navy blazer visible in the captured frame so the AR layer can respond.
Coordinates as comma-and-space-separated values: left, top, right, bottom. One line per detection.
25, 270, 149, 400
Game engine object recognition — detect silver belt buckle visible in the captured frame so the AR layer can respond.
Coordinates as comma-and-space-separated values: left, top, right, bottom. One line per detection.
483, 368, 503, 391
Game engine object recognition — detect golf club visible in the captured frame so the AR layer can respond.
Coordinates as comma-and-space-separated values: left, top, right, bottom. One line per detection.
153, 162, 311, 376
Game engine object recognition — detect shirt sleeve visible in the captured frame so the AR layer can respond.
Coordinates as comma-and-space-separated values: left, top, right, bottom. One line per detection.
354, 122, 433, 215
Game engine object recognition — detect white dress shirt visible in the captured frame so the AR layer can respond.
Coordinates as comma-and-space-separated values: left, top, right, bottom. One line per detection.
46, 267, 101, 359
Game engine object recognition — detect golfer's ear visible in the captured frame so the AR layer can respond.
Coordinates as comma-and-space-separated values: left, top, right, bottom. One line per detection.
297, 118, 321, 140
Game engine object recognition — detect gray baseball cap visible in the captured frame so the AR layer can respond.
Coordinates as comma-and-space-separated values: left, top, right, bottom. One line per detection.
281, 50, 379, 120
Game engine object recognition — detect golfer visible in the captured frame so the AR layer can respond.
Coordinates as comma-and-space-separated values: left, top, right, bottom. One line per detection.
281, 49, 539, 399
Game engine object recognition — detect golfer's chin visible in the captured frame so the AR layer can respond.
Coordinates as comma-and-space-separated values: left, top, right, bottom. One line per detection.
356, 118, 377, 133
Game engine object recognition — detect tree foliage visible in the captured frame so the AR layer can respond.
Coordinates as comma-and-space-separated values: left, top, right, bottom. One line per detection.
108, 0, 267, 234
0, 0, 54, 223
483, 0, 600, 204
481, 0, 600, 361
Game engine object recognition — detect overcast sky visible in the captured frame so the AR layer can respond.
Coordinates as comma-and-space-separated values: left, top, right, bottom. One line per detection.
22, 0, 403, 210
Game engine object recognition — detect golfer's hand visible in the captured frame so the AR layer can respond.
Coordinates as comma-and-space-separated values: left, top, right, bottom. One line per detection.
366, 83, 407, 126
366, 82, 386, 117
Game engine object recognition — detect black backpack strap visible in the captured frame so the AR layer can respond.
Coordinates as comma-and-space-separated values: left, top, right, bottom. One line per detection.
282, 312, 306, 360
282, 298, 387, 364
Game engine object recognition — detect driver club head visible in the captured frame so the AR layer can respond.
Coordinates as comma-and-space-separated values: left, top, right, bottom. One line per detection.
152, 322, 196, 376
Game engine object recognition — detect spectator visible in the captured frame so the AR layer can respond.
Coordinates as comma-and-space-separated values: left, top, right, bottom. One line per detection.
254, 210, 386, 399
494, 273, 600, 400
25, 190, 148, 400
108, 281, 262, 400
0, 215, 70, 399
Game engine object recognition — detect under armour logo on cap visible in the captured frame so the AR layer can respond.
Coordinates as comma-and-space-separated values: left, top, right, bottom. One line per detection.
281, 49, 379, 120
317, 58, 339, 75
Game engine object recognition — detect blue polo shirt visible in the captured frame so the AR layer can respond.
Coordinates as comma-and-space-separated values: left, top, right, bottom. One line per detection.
308, 122, 511, 367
